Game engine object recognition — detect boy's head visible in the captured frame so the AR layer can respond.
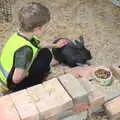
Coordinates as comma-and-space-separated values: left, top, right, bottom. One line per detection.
18, 2, 50, 32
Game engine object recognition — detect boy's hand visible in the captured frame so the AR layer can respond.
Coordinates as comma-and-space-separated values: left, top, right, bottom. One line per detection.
55, 39, 68, 48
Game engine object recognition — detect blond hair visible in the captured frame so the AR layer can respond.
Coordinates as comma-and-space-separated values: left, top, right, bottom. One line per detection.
18, 2, 50, 32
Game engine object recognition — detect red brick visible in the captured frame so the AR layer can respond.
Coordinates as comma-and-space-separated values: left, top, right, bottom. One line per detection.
89, 89, 104, 113
0, 95, 20, 120
65, 66, 96, 79
11, 90, 39, 120
89, 90, 104, 106
104, 96, 120, 120
73, 102, 89, 113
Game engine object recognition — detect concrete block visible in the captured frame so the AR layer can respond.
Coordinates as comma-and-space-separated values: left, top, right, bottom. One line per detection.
73, 102, 89, 113
89, 90, 104, 106
46, 117, 60, 120
27, 84, 48, 104
61, 111, 88, 120
11, 89, 39, 120
89, 106, 104, 114
78, 78, 104, 113
0, 95, 20, 120
110, 66, 120, 80
104, 96, 120, 120
79, 77, 105, 113
88, 89, 104, 114
79, 77, 97, 94
101, 86, 120, 102
27, 78, 73, 119
27, 84, 51, 119
56, 109, 74, 119
58, 74, 89, 104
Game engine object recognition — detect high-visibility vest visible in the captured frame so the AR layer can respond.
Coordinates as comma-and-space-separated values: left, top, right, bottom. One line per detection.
0, 32, 39, 85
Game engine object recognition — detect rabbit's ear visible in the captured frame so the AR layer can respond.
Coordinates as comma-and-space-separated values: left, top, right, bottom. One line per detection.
79, 36, 84, 45
75, 40, 79, 44
75, 40, 80, 46
74, 39, 84, 49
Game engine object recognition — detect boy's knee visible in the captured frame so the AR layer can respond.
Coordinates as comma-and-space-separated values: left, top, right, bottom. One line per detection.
41, 48, 52, 54
45, 48, 52, 61
39, 48, 52, 61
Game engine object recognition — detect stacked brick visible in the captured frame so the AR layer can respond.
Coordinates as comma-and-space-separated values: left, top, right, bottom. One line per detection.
104, 96, 120, 120
0, 73, 120, 120
80, 78, 104, 113
27, 78, 73, 120
0, 95, 20, 120
58, 74, 89, 113
104, 65, 120, 120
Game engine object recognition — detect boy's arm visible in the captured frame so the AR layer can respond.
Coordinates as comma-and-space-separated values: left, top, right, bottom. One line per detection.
40, 39, 68, 48
40, 42, 57, 48
12, 46, 33, 84
12, 68, 28, 84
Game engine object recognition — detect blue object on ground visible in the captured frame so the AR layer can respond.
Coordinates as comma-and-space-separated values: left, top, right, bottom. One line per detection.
112, 0, 120, 6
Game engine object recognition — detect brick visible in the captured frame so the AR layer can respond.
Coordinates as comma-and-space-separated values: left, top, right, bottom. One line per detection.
89, 89, 104, 106
73, 102, 89, 113
78, 78, 103, 113
65, 66, 96, 79
61, 111, 88, 120
27, 84, 48, 104
0, 95, 20, 120
88, 89, 104, 114
110, 66, 120, 80
101, 86, 120, 102
58, 74, 89, 104
104, 96, 120, 120
27, 84, 50, 119
79, 77, 97, 94
11, 89, 39, 120
27, 78, 73, 119
56, 109, 74, 119
46, 117, 60, 120
79, 77, 105, 113
89, 106, 104, 114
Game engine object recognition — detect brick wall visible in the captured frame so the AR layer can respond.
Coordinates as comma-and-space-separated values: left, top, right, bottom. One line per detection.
0, 73, 120, 120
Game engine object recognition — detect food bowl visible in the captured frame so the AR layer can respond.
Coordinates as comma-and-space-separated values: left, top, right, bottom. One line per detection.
93, 67, 113, 86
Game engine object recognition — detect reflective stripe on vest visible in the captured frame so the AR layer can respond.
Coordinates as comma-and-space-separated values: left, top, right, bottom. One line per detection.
0, 63, 8, 86
0, 62, 9, 78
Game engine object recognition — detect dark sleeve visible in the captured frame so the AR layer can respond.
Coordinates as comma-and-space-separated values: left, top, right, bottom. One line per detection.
14, 46, 33, 69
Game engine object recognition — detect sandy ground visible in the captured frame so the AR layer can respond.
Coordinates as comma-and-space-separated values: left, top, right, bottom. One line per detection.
0, 0, 120, 119
1, 0, 120, 66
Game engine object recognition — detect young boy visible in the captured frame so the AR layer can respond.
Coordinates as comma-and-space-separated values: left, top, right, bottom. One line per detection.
0, 2, 68, 92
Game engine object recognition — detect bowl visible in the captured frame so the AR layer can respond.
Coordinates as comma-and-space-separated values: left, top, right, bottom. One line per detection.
93, 67, 113, 86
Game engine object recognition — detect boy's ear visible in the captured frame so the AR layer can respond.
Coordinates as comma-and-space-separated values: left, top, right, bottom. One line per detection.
33, 25, 43, 35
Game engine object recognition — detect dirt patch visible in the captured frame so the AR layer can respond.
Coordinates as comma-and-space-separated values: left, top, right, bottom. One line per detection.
0, 0, 120, 119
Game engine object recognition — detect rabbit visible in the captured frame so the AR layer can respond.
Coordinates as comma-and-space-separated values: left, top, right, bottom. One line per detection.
52, 36, 92, 67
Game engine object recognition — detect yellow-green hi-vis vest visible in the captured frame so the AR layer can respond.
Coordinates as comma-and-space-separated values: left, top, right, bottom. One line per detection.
0, 33, 39, 86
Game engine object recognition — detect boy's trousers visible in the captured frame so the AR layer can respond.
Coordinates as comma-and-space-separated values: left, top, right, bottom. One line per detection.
7, 48, 52, 92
